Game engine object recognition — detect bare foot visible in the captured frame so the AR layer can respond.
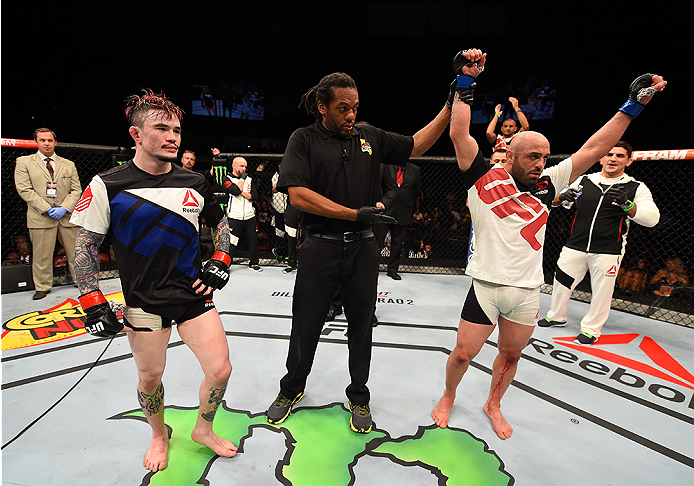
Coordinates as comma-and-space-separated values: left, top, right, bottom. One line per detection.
143, 435, 168, 472
191, 429, 238, 458
483, 402, 513, 439
432, 395, 455, 428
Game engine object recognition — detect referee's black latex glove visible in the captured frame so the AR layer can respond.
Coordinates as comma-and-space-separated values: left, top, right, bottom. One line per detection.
606, 185, 630, 207
356, 206, 398, 224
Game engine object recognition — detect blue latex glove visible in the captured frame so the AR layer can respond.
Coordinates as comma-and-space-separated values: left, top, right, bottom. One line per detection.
47, 207, 68, 220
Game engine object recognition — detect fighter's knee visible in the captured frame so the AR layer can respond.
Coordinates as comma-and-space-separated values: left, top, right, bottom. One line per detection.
451, 347, 473, 366
137, 371, 164, 392
210, 360, 232, 386
497, 346, 522, 364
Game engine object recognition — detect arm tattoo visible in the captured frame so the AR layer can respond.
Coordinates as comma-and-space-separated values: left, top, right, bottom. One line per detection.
212, 216, 233, 253
74, 228, 106, 294
201, 385, 227, 422
137, 382, 164, 416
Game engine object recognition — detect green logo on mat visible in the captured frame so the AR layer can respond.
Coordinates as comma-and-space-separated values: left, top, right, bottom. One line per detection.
111, 402, 513, 485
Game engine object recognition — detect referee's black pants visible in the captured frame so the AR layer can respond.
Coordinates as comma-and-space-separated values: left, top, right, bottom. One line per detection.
279, 234, 380, 406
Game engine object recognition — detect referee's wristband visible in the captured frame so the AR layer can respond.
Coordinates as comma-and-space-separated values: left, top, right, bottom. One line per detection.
621, 200, 635, 212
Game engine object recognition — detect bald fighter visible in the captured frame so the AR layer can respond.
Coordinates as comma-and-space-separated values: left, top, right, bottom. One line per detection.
431, 49, 666, 439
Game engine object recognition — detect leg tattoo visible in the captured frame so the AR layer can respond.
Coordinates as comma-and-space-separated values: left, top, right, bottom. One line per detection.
201, 385, 226, 422
138, 383, 164, 416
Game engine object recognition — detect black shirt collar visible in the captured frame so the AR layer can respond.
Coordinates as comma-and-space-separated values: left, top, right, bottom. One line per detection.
315, 119, 357, 140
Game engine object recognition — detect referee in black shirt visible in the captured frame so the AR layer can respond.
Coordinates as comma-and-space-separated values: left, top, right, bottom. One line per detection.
266, 71, 452, 433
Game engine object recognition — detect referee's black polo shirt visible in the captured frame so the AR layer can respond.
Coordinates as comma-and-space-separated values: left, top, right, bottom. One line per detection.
277, 120, 414, 234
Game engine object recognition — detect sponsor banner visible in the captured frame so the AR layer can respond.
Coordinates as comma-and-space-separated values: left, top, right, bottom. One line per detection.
632, 149, 694, 161
1, 138, 38, 149
270, 290, 415, 306
527, 334, 694, 410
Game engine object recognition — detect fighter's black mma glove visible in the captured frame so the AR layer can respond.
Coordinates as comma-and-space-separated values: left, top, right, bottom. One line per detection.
606, 185, 634, 211
200, 250, 232, 290
559, 188, 582, 203
619, 73, 657, 118
356, 206, 398, 225
79, 290, 123, 338
451, 49, 484, 105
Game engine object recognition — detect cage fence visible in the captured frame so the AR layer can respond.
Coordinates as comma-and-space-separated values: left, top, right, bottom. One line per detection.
2, 141, 692, 327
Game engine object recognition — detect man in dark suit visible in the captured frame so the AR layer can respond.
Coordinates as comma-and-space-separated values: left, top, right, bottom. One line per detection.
373, 162, 422, 280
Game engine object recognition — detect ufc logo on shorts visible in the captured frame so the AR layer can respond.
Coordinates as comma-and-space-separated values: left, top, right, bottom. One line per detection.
475, 170, 548, 251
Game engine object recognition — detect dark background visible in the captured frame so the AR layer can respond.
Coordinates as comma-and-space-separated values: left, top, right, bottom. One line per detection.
1, 2, 687, 158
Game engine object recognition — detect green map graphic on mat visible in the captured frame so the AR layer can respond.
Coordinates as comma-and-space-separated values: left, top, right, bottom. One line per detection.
112, 402, 513, 486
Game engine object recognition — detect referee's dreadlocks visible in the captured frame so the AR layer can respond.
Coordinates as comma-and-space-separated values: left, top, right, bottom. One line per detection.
299, 73, 357, 119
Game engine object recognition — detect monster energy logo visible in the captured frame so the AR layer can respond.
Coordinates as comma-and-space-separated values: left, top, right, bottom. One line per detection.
213, 165, 228, 186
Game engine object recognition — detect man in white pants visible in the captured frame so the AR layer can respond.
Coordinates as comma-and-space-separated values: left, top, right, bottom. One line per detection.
538, 141, 660, 344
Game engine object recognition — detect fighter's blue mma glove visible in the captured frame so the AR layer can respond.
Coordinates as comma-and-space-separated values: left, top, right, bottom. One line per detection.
79, 290, 123, 338
200, 250, 232, 290
619, 74, 658, 118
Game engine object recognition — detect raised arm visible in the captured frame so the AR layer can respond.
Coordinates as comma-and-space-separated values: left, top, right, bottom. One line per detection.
485, 104, 502, 144
510, 97, 530, 132
569, 74, 667, 183
411, 105, 452, 157
449, 49, 486, 172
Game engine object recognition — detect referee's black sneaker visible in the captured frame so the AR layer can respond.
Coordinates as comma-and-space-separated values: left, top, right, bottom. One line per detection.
348, 402, 373, 433
325, 306, 342, 322
267, 391, 304, 425
537, 317, 566, 328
